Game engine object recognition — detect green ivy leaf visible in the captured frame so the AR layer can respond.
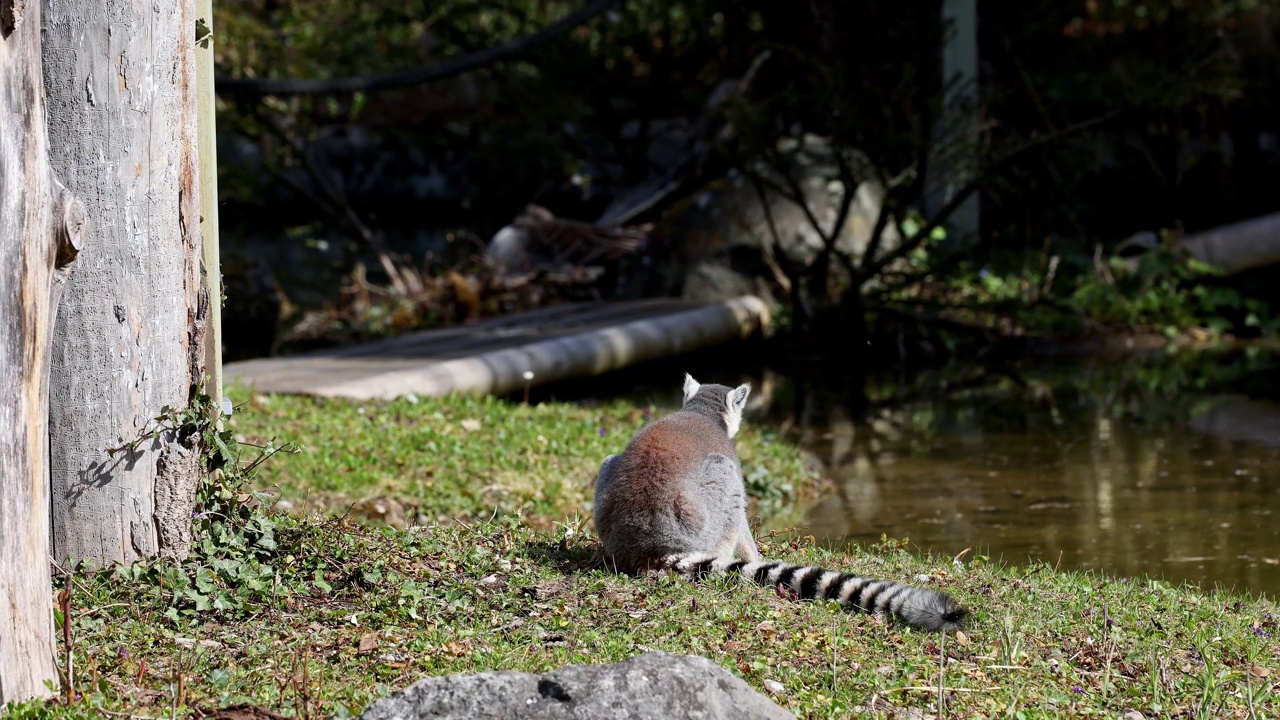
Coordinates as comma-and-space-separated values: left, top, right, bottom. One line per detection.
313, 569, 333, 594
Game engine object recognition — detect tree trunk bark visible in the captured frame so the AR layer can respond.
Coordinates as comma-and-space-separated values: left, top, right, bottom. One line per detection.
0, 0, 87, 701
42, 0, 206, 568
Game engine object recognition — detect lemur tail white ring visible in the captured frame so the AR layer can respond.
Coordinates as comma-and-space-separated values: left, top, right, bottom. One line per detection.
664, 553, 966, 633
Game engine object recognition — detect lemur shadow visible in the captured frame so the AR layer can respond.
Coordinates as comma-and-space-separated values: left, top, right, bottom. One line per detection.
523, 537, 607, 577
523, 537, 692, 587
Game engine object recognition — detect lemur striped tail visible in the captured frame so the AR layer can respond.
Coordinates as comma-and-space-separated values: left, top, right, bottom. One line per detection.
664, 553, 966, 633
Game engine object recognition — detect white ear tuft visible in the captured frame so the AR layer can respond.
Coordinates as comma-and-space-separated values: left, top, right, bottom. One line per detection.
682, 373, 701, 405
724, 383, 751, 438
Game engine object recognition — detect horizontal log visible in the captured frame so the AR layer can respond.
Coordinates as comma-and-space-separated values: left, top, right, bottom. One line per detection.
1117, 212, 1280, 276
226, 296, 770, 400
1181, 212, 1280, 274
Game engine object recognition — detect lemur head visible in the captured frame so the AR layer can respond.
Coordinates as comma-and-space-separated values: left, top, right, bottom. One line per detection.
681, 373, 751, 438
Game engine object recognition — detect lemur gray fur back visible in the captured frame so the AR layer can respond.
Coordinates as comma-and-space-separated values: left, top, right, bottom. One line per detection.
592, 374, 967, 633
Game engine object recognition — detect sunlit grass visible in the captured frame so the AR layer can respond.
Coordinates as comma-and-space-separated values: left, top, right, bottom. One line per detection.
7, 518, 1277, 719
3, 391, 1276, 719
225, 384, 823, 531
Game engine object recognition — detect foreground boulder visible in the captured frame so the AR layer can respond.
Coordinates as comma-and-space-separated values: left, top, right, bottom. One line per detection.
359, 651, 796, 720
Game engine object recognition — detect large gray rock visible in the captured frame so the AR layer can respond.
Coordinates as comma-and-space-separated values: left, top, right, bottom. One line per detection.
359, 651, 796, 720
634, 135, 901, 306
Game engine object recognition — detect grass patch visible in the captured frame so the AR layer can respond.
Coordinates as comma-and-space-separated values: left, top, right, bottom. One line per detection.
3, 391, 1276, 719
5, 518, 1277, 719
224, 386, 824, 531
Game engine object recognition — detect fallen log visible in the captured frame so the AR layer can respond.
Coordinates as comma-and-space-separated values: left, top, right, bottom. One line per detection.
1116, 211, 1280, 276
225, 296, 770, 400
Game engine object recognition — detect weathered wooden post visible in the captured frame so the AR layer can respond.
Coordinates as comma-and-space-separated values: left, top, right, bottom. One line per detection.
43, 0, 207, 568
197, 0, 224, 405
0, 0, 87, 701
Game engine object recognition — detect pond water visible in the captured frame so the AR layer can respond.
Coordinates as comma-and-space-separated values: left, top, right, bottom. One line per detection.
527, 344, 1280, 599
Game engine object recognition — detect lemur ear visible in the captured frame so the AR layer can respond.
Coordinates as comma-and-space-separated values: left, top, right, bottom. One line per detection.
727, 383, 751, 414
682, 373, 701, 405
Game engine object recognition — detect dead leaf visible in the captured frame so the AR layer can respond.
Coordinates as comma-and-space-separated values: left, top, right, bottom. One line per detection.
460, 418, 481, 432
954, 630, 970, 647
348, 495, 408, 529
357, 633, 378, 655
522, 578, 572, 601
1248, 666, 1271, 678
448, 271, 482, 321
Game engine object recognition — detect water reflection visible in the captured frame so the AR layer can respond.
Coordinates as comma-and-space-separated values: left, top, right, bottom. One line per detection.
785, 356, 1280, 600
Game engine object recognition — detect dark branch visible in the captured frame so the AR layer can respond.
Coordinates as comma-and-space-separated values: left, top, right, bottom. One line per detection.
258, 114, 410, 293
862, 109, 1121, 283
859, 157, 921, 279
763, 144, 833, 246
746, 173, 811, 323
805, 147, 861, 295
216, 0, 622, 96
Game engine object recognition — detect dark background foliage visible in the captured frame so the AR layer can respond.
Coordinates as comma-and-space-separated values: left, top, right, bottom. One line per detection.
210, 0, 1280, 358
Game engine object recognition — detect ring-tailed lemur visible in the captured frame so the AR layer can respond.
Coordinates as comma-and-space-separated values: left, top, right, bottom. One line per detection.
591, 374, 966, 633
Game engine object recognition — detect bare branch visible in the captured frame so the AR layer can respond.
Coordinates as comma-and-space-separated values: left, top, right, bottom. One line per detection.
765, 144, 834, 246
595, 50, 773, 226
258, 116, 411, 294
216, 0, 622, 96
827, 149, 859, 252
862, 109, 1121, 283
860, 125, 933, 281
746, 173, 810, 322
805, 148, 861, 296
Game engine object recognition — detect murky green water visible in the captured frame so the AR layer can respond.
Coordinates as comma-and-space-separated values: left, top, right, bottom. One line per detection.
781, 351, 1280, 599
534, 345, 1280, 599
796, 382, 1280, 600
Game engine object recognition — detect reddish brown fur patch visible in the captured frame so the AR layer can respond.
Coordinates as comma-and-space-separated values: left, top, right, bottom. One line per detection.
594, 405, 742, 571
612, 412, 735, 504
